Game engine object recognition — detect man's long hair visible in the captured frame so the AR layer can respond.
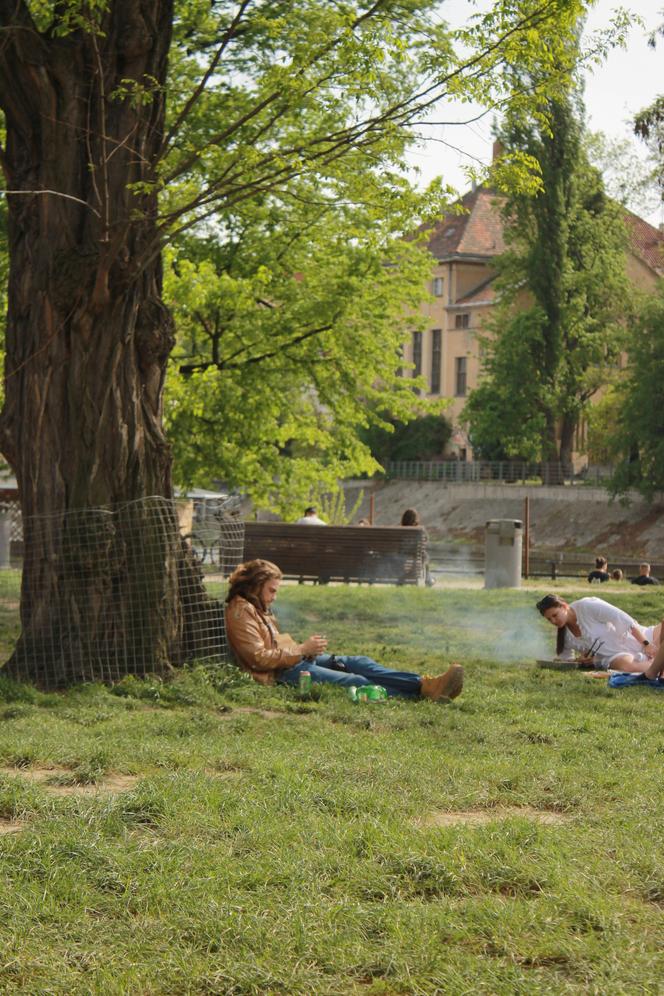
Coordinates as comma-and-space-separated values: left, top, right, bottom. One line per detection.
226, 559, 283, 611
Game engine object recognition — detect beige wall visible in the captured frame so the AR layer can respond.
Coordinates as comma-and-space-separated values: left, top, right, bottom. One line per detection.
404, 246, 662, 461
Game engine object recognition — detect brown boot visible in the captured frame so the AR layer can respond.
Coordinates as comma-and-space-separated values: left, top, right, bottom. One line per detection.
420, 664, 464, 701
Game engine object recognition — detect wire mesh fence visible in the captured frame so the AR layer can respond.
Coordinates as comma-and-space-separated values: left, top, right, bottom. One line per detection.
180, 494, 245, 574
384, 460, 603, 485
0, 495, 245, 689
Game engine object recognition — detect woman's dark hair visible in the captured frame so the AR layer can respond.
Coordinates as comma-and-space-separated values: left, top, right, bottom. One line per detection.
400, 508, 420, 527
536, 594, 568, 656
226, 559, 283, 610
595, 556, 608, 569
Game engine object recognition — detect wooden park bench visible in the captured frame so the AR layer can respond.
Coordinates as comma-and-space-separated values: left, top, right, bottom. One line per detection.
243, 523, 426, 585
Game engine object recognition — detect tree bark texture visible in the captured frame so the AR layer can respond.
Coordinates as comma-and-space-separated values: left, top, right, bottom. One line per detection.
0, 0, 222, 685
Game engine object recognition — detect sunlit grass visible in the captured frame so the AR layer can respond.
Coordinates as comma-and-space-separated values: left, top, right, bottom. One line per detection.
0, 583, 662, 993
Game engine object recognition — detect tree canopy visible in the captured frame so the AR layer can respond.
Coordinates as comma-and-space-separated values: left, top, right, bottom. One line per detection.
0, 0, 610, 515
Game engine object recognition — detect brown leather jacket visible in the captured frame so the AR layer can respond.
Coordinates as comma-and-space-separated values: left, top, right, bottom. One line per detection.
224, 595, 303, 685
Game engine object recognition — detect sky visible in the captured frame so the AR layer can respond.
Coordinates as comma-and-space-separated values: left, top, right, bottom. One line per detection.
407, 0, 663, 225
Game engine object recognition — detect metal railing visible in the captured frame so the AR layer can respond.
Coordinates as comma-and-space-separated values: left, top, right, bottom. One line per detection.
385, 461, 613, 486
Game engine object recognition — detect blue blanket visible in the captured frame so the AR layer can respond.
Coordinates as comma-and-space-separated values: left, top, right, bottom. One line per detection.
608, 672, 664, 690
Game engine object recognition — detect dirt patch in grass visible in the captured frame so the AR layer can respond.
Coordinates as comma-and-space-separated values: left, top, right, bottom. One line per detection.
0, 817, 25, 834
420, 806, 570, 827
232, 706, 288, 719
0, 766, 139, 796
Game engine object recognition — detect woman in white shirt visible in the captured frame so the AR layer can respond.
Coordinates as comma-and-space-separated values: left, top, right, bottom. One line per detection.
537, 594, 661, 672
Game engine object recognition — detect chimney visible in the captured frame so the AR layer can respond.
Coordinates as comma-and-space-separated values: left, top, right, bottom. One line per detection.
492, 139, 504, 163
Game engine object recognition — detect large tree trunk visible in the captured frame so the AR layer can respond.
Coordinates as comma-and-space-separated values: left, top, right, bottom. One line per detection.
0, 0, 221, 685
558, 415, 576, 481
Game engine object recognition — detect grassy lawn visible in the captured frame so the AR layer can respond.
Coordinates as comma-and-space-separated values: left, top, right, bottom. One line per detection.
0, 581, 663, 993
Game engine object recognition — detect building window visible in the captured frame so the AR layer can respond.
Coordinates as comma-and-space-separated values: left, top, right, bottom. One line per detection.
412, 331, 422, 387
432, 276, 444, 297
430, 329, 441, 394
455, 356, 467, 397
455, 313, 470, 329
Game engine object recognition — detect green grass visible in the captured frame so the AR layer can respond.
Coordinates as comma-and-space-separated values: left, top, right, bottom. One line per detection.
0, 583, 663, 994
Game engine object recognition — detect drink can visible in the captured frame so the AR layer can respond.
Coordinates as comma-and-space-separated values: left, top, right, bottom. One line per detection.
347, 685, 358, 702
298, 670, 312, 694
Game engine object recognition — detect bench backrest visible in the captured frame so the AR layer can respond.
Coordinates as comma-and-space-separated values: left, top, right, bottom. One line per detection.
243, 523, 425, 584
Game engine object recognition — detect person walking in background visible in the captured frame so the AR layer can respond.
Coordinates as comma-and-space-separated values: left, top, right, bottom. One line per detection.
630, 562, 659, 586
587, 556, 610, 584
400, 508, 435, 587
225, 559, 463, 700
295, 506, 327, 526
536, 594, 661, 672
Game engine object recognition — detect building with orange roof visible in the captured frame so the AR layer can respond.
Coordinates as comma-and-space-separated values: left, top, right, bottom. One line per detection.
404, 187, 664, 462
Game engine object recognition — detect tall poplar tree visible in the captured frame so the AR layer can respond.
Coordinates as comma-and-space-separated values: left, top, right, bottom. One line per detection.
464, 91, 630, 472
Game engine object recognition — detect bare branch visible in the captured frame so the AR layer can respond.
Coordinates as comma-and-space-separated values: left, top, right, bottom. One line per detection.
1, 188, 102, 217
90, 27, 111, 240
162, 0, 255, 153
178, 321, 335, 375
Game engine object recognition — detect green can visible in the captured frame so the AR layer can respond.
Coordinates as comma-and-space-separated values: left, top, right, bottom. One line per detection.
298, 670, 312, 695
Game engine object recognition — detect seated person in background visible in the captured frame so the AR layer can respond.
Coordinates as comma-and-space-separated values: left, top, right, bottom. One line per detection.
537, 594, 661, 672
611, 569, 624, 581
400, 508, 420, 528
400, 507, 434, 587
587, 556, 610, 584
295, 506, 327, 526
225, 559, 463, 701
630, 562, 659, 586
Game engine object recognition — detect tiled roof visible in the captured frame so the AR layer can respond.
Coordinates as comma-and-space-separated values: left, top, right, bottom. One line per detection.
623, 210, 664, 275
426, 187, 664, 275
427, 187, 506, 260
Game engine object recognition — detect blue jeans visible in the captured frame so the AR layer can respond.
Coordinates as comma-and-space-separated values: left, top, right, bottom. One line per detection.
277, 654, 421, 698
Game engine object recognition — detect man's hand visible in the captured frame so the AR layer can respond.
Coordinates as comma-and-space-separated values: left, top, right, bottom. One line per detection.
300, 634, 328, 657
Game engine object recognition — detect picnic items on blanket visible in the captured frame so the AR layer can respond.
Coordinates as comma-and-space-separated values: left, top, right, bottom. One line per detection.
608, 672, 664, 690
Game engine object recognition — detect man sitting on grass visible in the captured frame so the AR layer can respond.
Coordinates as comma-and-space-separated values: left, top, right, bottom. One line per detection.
225, 559, 463, 701
630, 563, 659, 586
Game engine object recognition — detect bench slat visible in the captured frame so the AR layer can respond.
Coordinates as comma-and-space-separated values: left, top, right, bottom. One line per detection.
243, 523, 425, 584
